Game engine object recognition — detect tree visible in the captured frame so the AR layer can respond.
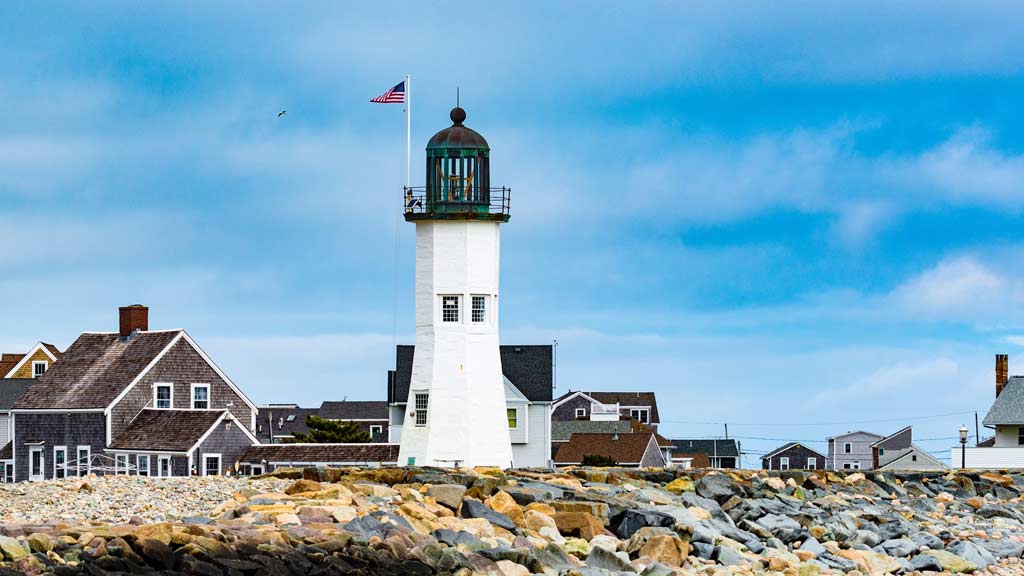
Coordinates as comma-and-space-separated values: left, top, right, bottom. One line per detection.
289, 415, 371, 443
581, 454, 618, 467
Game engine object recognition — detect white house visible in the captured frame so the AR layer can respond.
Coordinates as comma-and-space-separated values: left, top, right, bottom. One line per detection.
958, 354, 1024, 468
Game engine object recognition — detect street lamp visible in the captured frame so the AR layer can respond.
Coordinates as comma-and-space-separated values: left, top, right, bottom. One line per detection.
959, 426, 969, 469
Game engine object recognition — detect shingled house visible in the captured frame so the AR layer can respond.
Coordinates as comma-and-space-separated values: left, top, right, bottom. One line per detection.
553, 432, 667, 467
552, 391, 661, 430
0, 379, 33, 482
388, 344, 554, 468
1, 342, 61, 379
11, 306, 259, 481
761, 442, 827, 470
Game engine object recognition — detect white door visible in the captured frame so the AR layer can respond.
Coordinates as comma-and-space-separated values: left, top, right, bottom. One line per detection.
158, 456, 171, 477
29, 447, 44, 481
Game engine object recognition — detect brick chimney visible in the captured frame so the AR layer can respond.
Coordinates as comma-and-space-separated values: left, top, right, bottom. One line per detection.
996, 354, 1009, 397
119, 305, 149, 338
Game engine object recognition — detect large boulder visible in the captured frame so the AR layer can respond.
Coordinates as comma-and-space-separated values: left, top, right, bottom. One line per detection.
695, 473, 740, 503
948, 540, 997, 569
922, 550, 978, 573
461, 498, 516, 532
611, 509, 676, 539
426, 484, 467, 511
638, 534, 689, 568
553, 512, 606, 541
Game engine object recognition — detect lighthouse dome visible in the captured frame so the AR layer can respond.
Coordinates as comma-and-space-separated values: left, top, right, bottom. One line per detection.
426, 107, 489, 151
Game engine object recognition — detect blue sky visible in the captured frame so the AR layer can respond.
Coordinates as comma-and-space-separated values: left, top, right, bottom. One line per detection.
3, 2, 1024, 466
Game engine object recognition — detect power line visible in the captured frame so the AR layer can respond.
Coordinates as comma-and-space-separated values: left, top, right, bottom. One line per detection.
675, 434, 961, 444
663, 409, 983, 428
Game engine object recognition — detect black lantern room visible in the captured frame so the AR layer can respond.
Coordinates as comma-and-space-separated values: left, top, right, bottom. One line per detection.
404, 107, 510, 222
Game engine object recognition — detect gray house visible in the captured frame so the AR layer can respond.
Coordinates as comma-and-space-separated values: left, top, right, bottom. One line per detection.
388, 344, 554, 468
873, 426, 946, 471
0, 379, 33, 482
827, 430, 882, 470
11, 306, 260, 481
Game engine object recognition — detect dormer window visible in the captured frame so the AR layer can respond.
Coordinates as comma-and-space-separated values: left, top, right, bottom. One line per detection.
32, 361, 48, 378
630, 408, 649, 424
191, 384, 209, 410
155, 384, 173, 409
575, 408, 586, 419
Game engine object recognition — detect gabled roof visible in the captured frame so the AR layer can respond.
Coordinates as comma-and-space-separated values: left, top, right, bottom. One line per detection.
0, 442, 10, 461
878, 444, 947, 470
552, 419, 631, 442
14, 331, 181, 410
553, 432, 661, 465
826, 430, 883, 441
318, 401, 388, 421
871, 426, 913, 449
0, 379, 33, 411
239, 443, 400, 464
2, 342, 61, 379
0, 354, 24, 378
389, 344, 553, 403
669, 439, 740, 458
983, 376, 1024, 427
256, 407, 320, 440
762, 442, 828, 461
588, 392, 660, 423
109, 409, 239, 452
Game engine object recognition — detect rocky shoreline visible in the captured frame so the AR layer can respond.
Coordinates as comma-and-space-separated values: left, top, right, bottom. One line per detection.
0, 468, 1021, 574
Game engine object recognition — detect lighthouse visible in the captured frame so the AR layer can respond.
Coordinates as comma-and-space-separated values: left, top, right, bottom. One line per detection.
397, 107, 514, 468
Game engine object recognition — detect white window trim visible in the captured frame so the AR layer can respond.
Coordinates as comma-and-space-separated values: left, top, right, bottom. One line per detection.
114, 453, 128, 475
29, 446, 45, 481
369, 424, 383, 436
844, 442, 852, 454
53, 446, 67, 479
157, 455, 172, 477
440, 294, 461, 324
852, 461, 860, 470
471, 294, 488, 324
807, 457, 817, 469
203, 453, 222, 476
780, 456, 790, 471
414, 393, 429, 427
630, 408, 650, 424
31, 361, 48, 378
137, 454, 150, 477
575, 408, 587, 418
190, 383, 210, 410
507, 407, 519, 430
154, 383, 174, 409
76, 445, 91, 476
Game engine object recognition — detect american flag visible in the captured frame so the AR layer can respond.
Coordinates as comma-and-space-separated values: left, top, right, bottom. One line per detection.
370, 80, 406, 104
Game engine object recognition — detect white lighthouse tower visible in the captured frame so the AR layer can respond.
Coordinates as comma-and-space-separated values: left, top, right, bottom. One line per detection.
398, 107, 514, 468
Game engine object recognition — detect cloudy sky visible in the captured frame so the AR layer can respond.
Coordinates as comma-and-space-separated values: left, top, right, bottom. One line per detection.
3, 2, 1024, 466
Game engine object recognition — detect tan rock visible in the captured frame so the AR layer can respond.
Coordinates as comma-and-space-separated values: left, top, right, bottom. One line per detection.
845, 472, 865, 484
638, 534, 689, 568
274, 513, 301, 526
486, 491, 525, 527
524, 509, 558, 533
550, 501, 610, 523
665, 477, 695, 494
284, 479, 323, 495
688, 506, 712, 521
495, 559, 530, 576
133, 523, 172, 546
768, 557, 790, 571
526, 502, 557, 515
966, 496, 985, 509
329, 506, 357, 523
764, 477, 787, 491
589, 534, 621, 553
397, 502, 442, 534
553, 512, 606, 541
794, 549, 816, 562
936, 492, 955, 503
980, 472, 1013, 487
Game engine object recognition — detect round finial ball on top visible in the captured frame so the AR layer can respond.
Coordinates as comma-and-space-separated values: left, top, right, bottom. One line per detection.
450, 106, 467, 126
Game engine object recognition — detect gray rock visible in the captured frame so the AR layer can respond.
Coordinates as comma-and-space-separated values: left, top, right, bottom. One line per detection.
696, 474, 740, 503
817, 552, 858, 572
690, 525, 717, 545
611, 510, 676, 539
431, 529, 486, 550
909, 531, 943, 550
799, 537, 827, 557
426, 484, 466, 510
977, 538, 1024, 559
586, 546, 634, 572
534, 543, 577, 572
909, 553, 943, 572
714, 546, 745, 566
880, 538, 918, 558
948, 540, 997, 569
678, 491, 721, 513
744, 539, 765, 554
690, 542, 714, 560
460, 499, 516, 532
977, 504, 1023, 521
757, 513, 801, 533
640, 562, 675, 576
847, 529, 880, 548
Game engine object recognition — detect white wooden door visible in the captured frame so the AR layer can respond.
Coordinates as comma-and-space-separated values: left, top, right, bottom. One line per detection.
29, 447, 44, 481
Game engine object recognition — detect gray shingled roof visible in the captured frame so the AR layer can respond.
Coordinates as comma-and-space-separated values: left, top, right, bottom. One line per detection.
0, 379, 33, 411
256, 407, 320, 442
109, 409, 228, 451
389, 344, 553, 403
669, 439, 740, 458
584, 391, 660, 423
983, 376, 1024, 426
239, 443, 400, 464
318, 401, 388, 420
14, 331, 181, 410
552, 420, 631, 442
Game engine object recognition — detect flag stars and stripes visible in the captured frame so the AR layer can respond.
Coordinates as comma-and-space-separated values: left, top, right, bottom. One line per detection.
371, 81, 406, 104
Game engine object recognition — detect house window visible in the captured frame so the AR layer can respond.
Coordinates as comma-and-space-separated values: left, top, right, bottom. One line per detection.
3, 464, 11, 483
77, 446, 90, 476
32, 361, 47, 378
844, 442, 852, 454
204, 454, 221, 476
192, 384, 209, 410
472, 296, 487, 323
507, 408, 518, 429
369, 425, 383, 437
807, 457, 817, 469
630, 408, 649, 424
155, 384, 173, 409
414, 393, 429, 426
441, 296, 461, 323
843, 463, 851, 470
137, 454, 150, 477
575, 408, 587, 419
878, 447, 885, 456
115, 454, 128, 475
852, 461, 860, 470
54, 446, 67, 479
1019, 426, 1024, 445
780, 457, 790, 471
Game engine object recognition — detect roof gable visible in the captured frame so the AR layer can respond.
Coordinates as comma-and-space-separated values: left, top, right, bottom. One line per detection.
2, 342, 60, 379
390, 344, 553, 403
553, 432, 659, 465
109, 409, 227, 451
763, 442, 828, 460
983, 376, 1024, 427
318, 401, 388, 420
879, 444, 947, 470
669, 438, 740, 457
872, 426, 913, 449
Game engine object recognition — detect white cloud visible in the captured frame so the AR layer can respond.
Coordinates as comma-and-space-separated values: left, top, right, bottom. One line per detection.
890, 256, 1012, 320
831, 202, 898, 249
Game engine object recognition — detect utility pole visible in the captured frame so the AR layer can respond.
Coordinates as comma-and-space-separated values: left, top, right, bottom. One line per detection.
724, 423, 729, 439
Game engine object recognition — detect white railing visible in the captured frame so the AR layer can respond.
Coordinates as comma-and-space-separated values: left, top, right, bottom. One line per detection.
952, 446, 1024, 469
589, 402, 620, 421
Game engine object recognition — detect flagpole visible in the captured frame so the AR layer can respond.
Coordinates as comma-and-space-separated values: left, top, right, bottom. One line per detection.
405, 74, 411, 191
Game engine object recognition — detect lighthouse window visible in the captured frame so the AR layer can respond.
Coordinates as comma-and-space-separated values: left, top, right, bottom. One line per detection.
442, 295, 461, 323
472, 296, 487, 323
414, 393, 429, 426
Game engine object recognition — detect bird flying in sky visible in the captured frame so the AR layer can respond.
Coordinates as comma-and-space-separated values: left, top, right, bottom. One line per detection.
277, 110, 286, 118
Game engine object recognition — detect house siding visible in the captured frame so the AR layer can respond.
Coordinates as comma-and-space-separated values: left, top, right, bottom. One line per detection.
7, 349, 54, 379
640, 439, 666, 467
0, 413, 9, 448
512, 402, 551, 468
13, 412, 106, 481
828, 432, 880, 471
880, 448, 945, 471
194, 421, 255, 475
994, 425, 1020, 447
762, 444, 825, 470
110, 340, 253, 441
552, 395, 592, 421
